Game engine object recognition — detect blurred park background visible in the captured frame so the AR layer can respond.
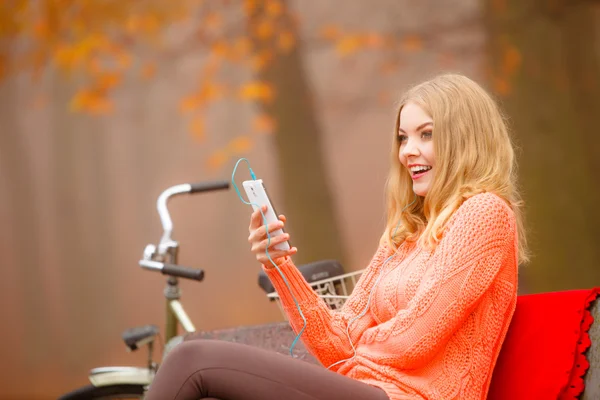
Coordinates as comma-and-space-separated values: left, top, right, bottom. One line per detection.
1, 0, 599, 398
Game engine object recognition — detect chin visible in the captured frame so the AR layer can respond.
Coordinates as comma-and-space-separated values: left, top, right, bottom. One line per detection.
412, 185, 429, 197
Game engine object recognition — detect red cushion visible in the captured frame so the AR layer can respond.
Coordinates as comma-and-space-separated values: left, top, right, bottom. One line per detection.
488, 288, 600, 400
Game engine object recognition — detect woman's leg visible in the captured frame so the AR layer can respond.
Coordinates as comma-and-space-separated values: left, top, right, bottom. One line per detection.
145, 339, 390, 400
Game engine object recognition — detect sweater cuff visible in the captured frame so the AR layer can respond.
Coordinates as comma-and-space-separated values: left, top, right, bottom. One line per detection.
262, 257, 321, 308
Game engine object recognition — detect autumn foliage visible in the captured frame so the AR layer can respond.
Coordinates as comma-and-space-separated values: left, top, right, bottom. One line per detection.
0, 0, 433, 169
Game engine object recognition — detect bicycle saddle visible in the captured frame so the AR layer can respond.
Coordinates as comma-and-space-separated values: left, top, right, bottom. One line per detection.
122, 324, 159, 351
257, 259, 344, 294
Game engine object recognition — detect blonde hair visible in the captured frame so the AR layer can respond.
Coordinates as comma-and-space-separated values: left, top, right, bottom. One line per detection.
380, 73, 529, 264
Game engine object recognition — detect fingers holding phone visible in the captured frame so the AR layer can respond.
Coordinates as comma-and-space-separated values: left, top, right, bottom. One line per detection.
248, 205, 297, 266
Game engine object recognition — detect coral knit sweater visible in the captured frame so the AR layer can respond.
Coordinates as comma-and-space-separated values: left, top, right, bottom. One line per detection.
263, 193, 518, 400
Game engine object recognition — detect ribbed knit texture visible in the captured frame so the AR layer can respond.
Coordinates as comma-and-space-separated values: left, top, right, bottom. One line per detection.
264, 192, 518, 400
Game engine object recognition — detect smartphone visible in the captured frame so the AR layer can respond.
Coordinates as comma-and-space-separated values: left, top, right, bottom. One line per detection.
242, 179, 291, 251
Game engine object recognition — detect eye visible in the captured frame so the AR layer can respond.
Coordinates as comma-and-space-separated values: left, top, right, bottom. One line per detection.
421, 130, 433, 139
397, 134, 408, 143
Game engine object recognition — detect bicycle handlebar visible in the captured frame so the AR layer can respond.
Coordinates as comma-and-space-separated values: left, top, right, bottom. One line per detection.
158, 180, 230, 248
189, 181, 230, 194
139, 260, 205, 281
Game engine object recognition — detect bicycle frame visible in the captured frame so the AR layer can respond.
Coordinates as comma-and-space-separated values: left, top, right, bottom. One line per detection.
143, 184, 200, 341
87, 183, 225, 389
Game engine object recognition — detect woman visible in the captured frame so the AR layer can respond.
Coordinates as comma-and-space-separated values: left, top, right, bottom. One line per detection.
145, 73, 528, 400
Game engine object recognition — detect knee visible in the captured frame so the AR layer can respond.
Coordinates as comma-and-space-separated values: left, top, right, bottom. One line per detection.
162, 339, 214, 369
148, 340, 217, 399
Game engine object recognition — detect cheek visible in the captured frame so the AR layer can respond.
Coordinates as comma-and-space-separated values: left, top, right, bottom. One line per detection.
424, 144, 435, 165
398, 147, 406, 165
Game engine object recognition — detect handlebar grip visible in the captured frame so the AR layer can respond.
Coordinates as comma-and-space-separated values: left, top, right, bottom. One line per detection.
189, 181, 230, 194
162, 264, 205, 281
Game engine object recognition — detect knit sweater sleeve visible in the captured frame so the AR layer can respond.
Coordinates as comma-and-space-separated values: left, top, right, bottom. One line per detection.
360, 193, 518, 369
262, 244, 394, 368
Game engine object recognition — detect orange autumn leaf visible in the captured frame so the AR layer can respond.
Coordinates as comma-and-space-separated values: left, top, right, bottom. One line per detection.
336, 36, 362, 56
250, 50, 273, 71
89, 99, 114, 115
493, 76, 511, 96
364, 33, 384, 48
278, 31, 295, 53
211, 41, 230, 58
255, 19, 275, 40
198, 81, 226, 102
266, 0, 283, 16
228, 136, 253, 153
115, 51, 132, 69
238, 81, 275, 103
33, 19, 49, 39
189, 117, 205, 141
138, 14, 160, 34
204, 13, 222, 30
207, 150, 230, 170
70, 89, 113, 115
69, 89, 93, 111
86, 56, 103, 75
502, 45, 522, 76
125, 15, 141, 34
54, 43, 83, 71
96, 72, 121, 90
243, 0, 258, 15
179, 95, 202, 113
401, 35, 423, 52
320, 25, 341, 40
233, 37, 252, 57
253, 114, 276, 134
125, 14, 161, 35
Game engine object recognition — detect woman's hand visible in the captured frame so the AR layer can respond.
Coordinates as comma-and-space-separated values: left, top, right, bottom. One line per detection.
248, 205, 297, 267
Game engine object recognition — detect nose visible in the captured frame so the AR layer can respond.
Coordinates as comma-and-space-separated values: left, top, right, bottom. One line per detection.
400, 137, 420, 159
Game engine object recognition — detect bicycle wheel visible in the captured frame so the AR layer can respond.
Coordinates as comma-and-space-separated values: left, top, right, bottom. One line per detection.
58, 384, 145, 399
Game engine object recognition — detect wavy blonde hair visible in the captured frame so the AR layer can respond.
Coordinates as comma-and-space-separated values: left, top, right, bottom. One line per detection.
379, 73, 529, 264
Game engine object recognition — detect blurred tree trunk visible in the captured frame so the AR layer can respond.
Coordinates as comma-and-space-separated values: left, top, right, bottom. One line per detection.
485, 0, 600, 292
49, 73, 117, 368
249, 1, 347, 267
0, 75, 47, 364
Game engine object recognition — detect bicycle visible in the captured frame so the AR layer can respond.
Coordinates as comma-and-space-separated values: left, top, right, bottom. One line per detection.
58, 180, 230, 400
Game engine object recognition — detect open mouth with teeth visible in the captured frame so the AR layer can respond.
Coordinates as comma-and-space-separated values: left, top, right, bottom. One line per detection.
410, 165, 432, 178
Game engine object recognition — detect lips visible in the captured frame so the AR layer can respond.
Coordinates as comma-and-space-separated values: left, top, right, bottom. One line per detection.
409, 165, 432, 180
412, 169, 430, 180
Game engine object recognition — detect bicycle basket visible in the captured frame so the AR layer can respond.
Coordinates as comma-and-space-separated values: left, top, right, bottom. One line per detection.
266, 269, 365, 320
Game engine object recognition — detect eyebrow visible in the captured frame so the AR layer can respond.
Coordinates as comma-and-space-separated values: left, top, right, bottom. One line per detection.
398, 121, 433, 134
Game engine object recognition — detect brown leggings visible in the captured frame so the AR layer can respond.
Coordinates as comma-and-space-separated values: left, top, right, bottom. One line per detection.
144, 339, 390, 400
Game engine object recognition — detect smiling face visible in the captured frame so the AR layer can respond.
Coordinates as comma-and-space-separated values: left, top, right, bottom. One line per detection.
398, 102, 435, 197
